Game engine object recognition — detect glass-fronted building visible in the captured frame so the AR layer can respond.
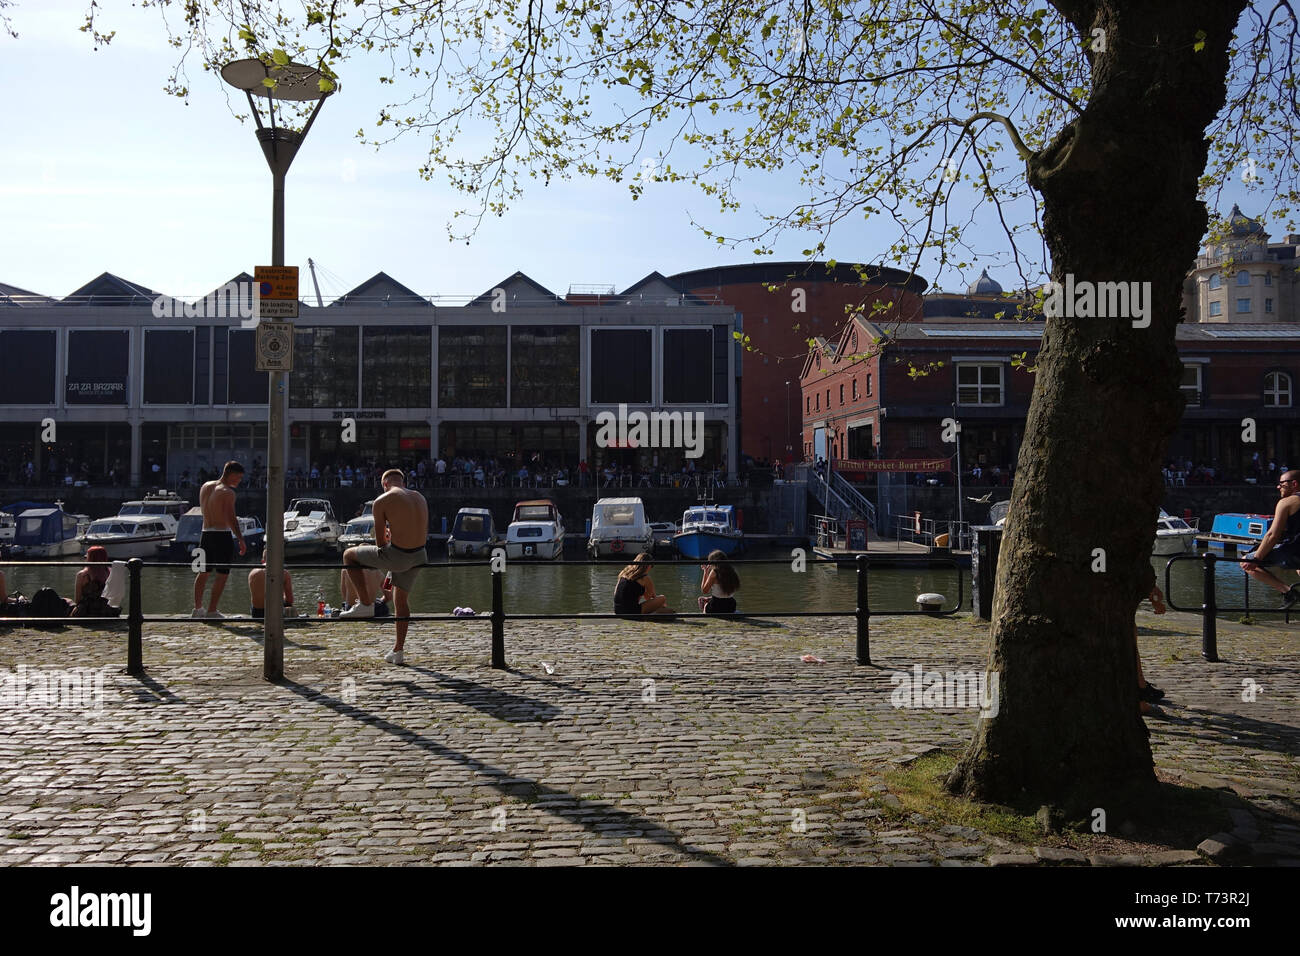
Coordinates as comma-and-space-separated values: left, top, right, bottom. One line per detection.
0, 271, 739, 485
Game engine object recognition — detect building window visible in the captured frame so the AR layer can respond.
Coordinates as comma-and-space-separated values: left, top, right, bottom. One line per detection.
815, 393, 820, 411
143, 330, 194, 405
956, 363, 1004, 406
1209, 301, 1223, 316
439, 325, 507, 408
1237, 298, 1251, 313
662, 328, 714, 403
806, 396, 811, 414
1180, 364, 1202, 407
224, 330, 269, 404
866, 373, 872, 396
1209, 273, 1222, 289
291, 326, 359, 409
908, 426, 926, 449
590, 328, 652, 404
1266, 298, 1274, 314
363, 326, 432, 408
66, 330, 129, 406
839, 384, 844, 405
511, 325, 579, 407
825, 388, 831, 409
851, 378, 858, 400
0, 330, 56, 405
1265, 273, 1272, 286
1237, 270, 1250, 285
1265, 372, 1292, 407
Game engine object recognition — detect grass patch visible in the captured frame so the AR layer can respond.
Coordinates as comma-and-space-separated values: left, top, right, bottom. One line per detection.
871, 754, 1041, 844
5, 832, 31, 840
863, 753, 1236, 852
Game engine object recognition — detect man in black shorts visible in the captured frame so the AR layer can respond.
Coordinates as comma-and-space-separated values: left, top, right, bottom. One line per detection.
1241, 469, 1300, 608
193, 460, 247, 619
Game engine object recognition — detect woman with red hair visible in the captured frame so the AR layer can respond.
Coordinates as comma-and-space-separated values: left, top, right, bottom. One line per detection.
72, 546, 117, 617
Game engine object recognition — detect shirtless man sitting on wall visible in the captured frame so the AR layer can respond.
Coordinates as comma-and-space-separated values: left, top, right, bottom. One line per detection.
340, 469, 429, 664
193, 461, 247, 619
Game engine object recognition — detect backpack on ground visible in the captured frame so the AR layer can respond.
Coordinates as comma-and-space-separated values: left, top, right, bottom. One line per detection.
30, 587, 70, 619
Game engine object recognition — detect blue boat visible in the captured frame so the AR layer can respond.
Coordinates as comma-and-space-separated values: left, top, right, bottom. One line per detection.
673, 504, 743, 559
1204, 512, 1273, 552
0, 500, 91, 559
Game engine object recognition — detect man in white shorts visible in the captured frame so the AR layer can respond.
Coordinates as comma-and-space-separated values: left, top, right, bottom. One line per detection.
340, 469, 429, 664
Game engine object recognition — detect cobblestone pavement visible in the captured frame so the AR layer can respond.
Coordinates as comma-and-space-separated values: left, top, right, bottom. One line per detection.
0, 607, 1296, 866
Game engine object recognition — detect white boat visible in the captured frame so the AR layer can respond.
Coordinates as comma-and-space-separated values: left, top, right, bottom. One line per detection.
1154, 509, 1198, 555
3, 501, 91, 558
116, 490, 189, 535
339, 514, 375, 549
81, 515, 176, 559
0, 510, 14, 545
587, 497, 652, 558
505, 499, 565, 560
283, 498, 342, 556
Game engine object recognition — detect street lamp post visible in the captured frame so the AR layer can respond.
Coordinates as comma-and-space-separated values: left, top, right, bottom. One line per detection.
221, 58, 333, 681
785, 380, 791, 460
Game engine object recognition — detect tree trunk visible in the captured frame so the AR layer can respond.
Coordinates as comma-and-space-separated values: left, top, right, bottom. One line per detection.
946, 1, 1246, 814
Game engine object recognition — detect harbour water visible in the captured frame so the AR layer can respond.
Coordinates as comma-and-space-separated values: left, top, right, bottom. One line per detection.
0, 547, 1271, 618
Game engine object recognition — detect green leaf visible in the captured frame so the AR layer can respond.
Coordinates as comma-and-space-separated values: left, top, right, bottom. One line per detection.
272, 48, 290, 66
1193, 29, 1207, 52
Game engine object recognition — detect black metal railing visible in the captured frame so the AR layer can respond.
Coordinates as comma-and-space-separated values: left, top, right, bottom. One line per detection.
2, 554, 965, 673
1162, 551, 1295, 663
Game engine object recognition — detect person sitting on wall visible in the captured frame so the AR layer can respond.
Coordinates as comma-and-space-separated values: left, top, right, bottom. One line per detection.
696, 550, 740, 614
72, 546, 119, 618
614, 554, 673, 616
248, 552, 295, 620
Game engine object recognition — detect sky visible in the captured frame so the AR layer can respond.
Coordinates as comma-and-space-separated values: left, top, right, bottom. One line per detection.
0, 1, 1279, 304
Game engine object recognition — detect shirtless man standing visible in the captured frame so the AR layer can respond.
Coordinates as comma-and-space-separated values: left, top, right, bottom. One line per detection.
193, 460, 247, 619
1240, 469, 1300, 608
340, 469, 429, 664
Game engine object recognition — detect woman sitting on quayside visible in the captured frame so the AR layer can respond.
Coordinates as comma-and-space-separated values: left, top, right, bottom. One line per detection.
696, 550, 740, 614
614, 553, 673, 616
72, 545, 118, 618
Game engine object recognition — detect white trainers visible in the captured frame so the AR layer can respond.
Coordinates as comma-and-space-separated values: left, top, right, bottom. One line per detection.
190, 607, 207, 619
384, 650, 404, 665
205, 609, 226, 620
340, 602, 375, 619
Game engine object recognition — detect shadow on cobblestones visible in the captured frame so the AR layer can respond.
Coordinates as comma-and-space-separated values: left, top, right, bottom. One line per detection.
127, 673, 184, 705
1154, 707, 1300, 760
388, 668, 564, 723
281, 679, 731, 865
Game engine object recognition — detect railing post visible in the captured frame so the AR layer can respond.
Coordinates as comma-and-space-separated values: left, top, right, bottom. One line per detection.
491, 567, 505, 669
855, 553, 870, 665
126, 558, 143, 676
1201, 552, 1219, 663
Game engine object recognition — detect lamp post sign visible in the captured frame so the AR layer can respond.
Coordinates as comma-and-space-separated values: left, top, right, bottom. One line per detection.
254, 265, 300, 319
255, 321, 295, 372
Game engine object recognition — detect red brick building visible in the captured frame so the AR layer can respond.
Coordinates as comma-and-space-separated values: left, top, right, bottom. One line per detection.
669, 262, 926, 464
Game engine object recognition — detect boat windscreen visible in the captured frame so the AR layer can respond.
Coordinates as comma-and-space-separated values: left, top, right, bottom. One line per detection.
603, 508, 637, 525
455, 515, 488, 536
517, 506, 553, 521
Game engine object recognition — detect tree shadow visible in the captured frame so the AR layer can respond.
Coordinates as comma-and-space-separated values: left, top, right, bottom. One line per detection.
280, 679, 729, 865
1150, 704, 1300, 761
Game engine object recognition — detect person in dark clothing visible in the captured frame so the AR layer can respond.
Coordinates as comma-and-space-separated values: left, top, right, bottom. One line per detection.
696, 549, 740, 614
614, 553, 672, 615
72, 545, 117, 617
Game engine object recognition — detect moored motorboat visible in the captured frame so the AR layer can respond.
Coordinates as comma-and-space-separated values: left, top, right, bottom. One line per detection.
505, 499, 565, 560
158, 507, 265, 559
81, 515, 176, 559
448, 507, 500, 558
587, 497, 652, 558
673, 504, 743, 559
1153, 509, 1198, 555
1, 501, 91, 558
283, 498, 342, 556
